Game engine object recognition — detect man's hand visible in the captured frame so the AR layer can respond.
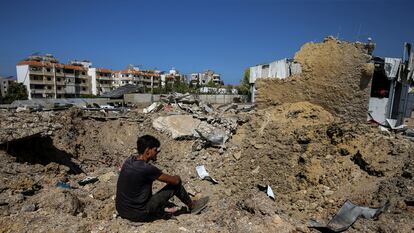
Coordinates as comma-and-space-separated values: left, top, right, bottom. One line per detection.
157, 173, 181, 185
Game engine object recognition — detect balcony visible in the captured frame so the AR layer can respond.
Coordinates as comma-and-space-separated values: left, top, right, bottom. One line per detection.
29, 79, 55, 85
64, 73, 75, 78
98, 83, 112, 88
97, 76, 112, 81
28, 69, 44, 75
43, 70, 54, 75
30, 89, 55, 94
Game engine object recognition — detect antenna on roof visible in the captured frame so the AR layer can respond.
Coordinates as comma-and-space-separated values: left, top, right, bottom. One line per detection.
356, 23, 362, 41
336, 26, 341, 40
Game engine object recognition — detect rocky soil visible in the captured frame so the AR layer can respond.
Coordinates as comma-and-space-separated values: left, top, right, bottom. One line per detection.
0, 103, 413, 233
0, 37, 413, 232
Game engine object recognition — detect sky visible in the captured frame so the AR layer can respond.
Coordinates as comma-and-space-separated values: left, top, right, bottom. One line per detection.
0, 0, 413, 85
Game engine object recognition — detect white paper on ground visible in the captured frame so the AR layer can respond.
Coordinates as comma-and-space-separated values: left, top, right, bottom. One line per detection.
196, 165, 218, 184
267, 185, 275, 200
196, 165, 208, 179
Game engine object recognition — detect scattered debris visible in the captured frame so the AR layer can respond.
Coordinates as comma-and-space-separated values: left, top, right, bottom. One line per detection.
0, 37, 413, 232
56, 181, 71, 189
143, 102, 163, 114
257, 185, 275, 201
78, 176, 99, 186
309, 200, 390, 232
196, 165, 218, 184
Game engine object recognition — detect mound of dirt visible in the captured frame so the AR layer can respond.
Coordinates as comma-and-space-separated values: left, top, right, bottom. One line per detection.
225, 101, 414, 232
256, 37, 374, 122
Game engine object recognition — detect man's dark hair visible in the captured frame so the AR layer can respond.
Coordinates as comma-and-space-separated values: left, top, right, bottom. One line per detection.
137, 135, 160, 154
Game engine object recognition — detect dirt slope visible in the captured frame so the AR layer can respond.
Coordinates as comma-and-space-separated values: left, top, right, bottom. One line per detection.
256, 37, 374, 122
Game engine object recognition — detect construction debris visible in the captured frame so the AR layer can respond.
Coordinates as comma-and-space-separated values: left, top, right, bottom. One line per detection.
309, 200, 390, 232
196, 165, 218, 184
0, 38, 413, 232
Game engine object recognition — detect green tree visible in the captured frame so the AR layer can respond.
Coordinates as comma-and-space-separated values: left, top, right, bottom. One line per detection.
206, 80, 217, 87
225, 84, 234, 93
4, 82, 28, 104
173, 82, 190, 93
236, 68, 251, 97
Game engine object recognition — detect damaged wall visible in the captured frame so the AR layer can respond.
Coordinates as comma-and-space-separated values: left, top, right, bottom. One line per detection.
256, 37, 375, 122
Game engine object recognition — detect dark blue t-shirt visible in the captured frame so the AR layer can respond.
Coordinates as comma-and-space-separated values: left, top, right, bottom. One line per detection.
116, 156, 162, 218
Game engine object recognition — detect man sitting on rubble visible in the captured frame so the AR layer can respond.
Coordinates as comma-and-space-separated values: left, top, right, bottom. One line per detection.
116, 135, 209, 222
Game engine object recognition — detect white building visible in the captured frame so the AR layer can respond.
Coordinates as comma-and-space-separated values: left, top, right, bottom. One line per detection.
16, 54, 92, 99
160, 68, 187, 87
249, 58, 302, 102
88, 68, 114, 95
190, 70, 223, 86
112, 66, 161, 90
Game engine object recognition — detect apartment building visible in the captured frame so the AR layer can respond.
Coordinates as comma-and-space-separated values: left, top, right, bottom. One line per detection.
0, 76, 16, 98
16, 55, 92, 99
113, 66, 161, 90
88, 68, 114, 95
190, 70, 223, 86
160, 68, 187, 87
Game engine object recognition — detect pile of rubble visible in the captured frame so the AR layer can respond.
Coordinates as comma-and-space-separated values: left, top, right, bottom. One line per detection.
145, 93, 252, 148
0, 37, 413, 233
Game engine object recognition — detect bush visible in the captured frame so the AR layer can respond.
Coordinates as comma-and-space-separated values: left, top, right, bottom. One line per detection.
3, 82, 28, 104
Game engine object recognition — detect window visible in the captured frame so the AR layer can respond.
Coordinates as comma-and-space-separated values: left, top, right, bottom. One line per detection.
57, 87, 62, 90
64, 69, 74, 74
56, 69, 61, 73
81, 71, 86, 75
30, 66, 41, 71
47, 77, 51, 81
57, 78, 61, 82
82, 87, 86, 91
46, 68, 51, 72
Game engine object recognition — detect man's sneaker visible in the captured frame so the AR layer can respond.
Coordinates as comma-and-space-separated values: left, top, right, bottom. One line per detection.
190, 196, 209, 214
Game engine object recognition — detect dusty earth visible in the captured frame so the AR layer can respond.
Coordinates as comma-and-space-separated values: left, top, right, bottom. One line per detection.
256, 37, 374, 123
0, 37, 413, 232
0, 103, 413, 233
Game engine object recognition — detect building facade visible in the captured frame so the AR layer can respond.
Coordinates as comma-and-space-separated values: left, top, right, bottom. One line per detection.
190, 70, 223, 86
112, 66, 161, 90
16, 55, 189, 98
0, 76, 16, 98
160, 68, 187, 87
88, 68, 114, 95
16, 55, 92, 99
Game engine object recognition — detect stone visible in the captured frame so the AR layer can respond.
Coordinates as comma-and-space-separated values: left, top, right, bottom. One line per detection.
98, 171, 117, 183
21, 204, 36, 212
233, 151, 242, 160
153, 115, 201, 139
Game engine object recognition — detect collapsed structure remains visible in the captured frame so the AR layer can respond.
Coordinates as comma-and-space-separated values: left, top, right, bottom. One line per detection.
1, 37, 413, 232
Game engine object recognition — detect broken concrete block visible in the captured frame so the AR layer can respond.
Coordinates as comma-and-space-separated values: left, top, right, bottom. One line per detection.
194, 121, 229, 146
153, 115, 201, 139
143, 102, 163, 114
98, 171, 117, 183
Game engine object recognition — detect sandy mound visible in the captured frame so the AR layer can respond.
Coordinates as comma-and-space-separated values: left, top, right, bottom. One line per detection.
256, 37, 374, 122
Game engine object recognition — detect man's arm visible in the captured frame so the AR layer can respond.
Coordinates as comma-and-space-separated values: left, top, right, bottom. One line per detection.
157, 173, 181, 185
